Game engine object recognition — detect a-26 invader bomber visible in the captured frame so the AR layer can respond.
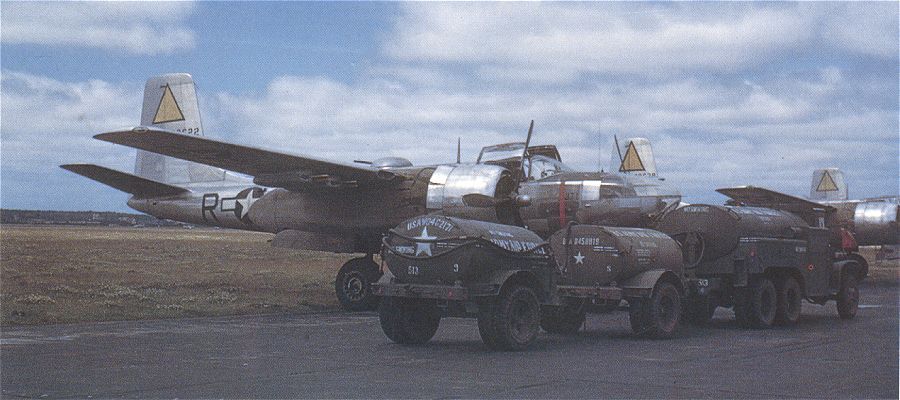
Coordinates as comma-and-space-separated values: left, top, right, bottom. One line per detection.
373, 215, 693, 350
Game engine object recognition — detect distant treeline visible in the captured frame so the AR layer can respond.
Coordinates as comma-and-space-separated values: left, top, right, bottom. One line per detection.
0, 209, 188, 227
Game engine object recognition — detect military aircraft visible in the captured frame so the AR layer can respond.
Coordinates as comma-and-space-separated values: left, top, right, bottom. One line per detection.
63, 73, 681, 311
808, 168, 899, 247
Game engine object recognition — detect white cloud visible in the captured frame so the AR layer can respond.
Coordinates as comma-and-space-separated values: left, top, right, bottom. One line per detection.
1, 2, 196, 54
1, 71, 138, 171
385, 3, 815, 80
384, 3, 897, 84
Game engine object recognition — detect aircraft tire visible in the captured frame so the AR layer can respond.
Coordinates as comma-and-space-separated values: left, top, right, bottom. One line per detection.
478, 285, 540, 351
335, 257, 382, 312
378, 297, 440, 345
774, 275, 802, 326
837, 273, 859, 320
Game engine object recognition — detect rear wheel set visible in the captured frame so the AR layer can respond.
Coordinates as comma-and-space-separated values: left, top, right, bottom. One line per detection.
774, 275, 802, 326
735, 277, 777, 328
628, 282, 681, 338
478, 285, 541, 351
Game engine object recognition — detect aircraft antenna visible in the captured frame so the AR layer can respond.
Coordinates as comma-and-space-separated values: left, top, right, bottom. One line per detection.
598, 128, 604, 172
614, 134, 624, 164
457, 137, 461, 164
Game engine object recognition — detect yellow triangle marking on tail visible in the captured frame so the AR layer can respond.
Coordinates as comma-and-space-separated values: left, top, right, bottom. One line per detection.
153, 84, 185, 124
619, 141, 645, 172
816, 170, 839, 192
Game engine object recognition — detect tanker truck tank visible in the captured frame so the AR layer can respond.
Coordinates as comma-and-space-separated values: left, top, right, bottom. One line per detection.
542, 224, 687, 339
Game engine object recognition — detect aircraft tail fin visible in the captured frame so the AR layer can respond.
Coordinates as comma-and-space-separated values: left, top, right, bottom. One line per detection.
810, 168, 848, 201
135, 74, 225, 184
61, 164, 188, 198
611, 137, 657, 176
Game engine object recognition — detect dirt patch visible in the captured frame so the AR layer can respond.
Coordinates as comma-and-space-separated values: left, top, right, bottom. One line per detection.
1, 225, 896, 326
1, 225, 354, 326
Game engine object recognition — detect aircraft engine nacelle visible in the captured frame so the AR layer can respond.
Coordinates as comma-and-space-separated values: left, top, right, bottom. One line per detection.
426, 164, 519, 224
852, 200, 899, 246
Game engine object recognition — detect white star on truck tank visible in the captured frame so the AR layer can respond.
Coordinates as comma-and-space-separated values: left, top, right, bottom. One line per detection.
414, 227, 437, 256
573, 252, 585, 264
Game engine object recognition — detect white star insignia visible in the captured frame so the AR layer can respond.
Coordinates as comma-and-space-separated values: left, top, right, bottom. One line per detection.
236, 189, 258, 219
414, 226, 437, 256
573, 252, 585, 264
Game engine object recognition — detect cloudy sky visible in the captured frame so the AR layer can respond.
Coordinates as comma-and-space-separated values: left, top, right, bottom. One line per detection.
2, 2, 897, 212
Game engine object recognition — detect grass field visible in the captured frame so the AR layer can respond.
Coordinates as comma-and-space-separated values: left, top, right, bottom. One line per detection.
1, 224, 896, 326
1, 225, 354, 326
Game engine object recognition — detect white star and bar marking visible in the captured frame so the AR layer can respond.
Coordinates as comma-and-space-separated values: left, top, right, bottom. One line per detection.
236, 190, 259, 219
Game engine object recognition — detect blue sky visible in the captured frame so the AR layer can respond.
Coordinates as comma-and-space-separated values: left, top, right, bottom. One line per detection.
2, 1, 898, 212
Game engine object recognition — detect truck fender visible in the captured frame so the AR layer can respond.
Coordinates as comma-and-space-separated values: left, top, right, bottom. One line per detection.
484, 269, 552, 302
830, 260, 863, 290
620, 269, 683, 298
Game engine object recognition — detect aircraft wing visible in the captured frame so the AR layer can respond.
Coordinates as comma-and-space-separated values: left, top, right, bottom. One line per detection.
95, 127, 395, 190
716, 186, 836, 214
61, 164, 189, 197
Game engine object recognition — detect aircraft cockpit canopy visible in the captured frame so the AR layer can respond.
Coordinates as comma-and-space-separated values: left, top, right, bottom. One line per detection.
525, 155, 572, 180
478, 143, 526, 164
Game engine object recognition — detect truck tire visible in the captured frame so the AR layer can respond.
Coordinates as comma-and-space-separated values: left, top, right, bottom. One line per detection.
335, 257, 382, 311
477, 285, 540, 351
540, 305, 585, 334
774, 275, 802, 326
378, 297, 441, 345
836, 273, 859, 320
735, 277, 776, 328
683, 294, 716, 325
628, 282, 681, 338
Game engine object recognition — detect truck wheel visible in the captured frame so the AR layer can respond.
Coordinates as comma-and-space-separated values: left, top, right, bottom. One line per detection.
683, 295, 716, 325
335, 257, 382, 311
540, 305, 585, 334
629, 282, 681, 338
774, 276, 802, 326
836, 273, 859, 320
477, 285, 540, 351
378, 297, 441, 345
735, 277, 776, 328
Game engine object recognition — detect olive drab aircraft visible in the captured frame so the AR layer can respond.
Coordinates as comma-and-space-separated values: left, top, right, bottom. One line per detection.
63, 73, 681, 311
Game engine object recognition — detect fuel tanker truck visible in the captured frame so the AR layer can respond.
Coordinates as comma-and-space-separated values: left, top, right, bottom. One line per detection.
654, 186, 863, 328
372, 215, 689, 350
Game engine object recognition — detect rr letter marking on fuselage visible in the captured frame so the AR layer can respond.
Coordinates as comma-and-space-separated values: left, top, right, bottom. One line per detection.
202, 193, 219, 223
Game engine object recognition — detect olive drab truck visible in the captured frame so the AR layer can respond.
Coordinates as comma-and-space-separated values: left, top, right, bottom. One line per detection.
373, 216, 691, 350
655, 186, 863, 328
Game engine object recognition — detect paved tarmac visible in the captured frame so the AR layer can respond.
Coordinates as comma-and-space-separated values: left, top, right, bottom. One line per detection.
2, 282, 897, 399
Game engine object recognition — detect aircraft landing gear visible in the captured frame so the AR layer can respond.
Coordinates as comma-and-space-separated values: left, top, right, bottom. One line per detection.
335, 256, 382, 311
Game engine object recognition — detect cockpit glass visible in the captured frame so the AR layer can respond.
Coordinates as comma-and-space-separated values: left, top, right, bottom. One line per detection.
478, 143, 526, 164
526, 155, 572, 180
